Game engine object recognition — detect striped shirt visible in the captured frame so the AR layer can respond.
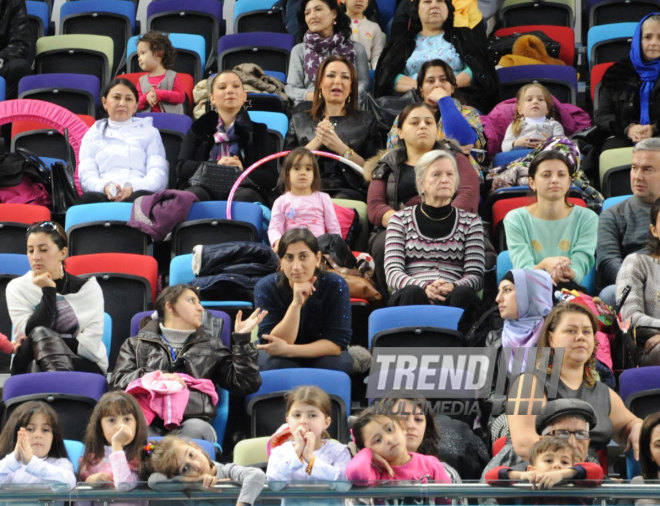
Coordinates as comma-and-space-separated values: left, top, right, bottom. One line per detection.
384, 205, 485, 292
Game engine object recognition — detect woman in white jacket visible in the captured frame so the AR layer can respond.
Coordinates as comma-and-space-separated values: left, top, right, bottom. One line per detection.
78, 78, 168, 203
7, 221, 108, 374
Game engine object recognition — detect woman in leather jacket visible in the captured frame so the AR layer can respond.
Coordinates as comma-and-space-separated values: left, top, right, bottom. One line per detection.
284, 55, 382, 200
110, 284, 266, 442
373, 0, 498, 113
596, 13, 660, 151
176, 70, 279, 206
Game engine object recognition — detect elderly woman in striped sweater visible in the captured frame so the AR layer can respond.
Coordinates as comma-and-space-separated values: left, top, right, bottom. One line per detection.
383, 149, 485, 335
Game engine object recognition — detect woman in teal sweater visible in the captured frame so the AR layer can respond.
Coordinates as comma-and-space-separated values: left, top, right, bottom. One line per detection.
503, 150, 598, 289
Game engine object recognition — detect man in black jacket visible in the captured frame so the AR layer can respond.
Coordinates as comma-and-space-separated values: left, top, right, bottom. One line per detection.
0, 0, 32, 99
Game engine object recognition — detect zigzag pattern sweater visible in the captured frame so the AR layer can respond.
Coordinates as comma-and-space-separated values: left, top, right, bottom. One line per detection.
384, 205, 485, 292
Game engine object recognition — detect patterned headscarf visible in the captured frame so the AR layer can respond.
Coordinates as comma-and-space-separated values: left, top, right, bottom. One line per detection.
302, 30, 356, 84
630, 12, 660, 125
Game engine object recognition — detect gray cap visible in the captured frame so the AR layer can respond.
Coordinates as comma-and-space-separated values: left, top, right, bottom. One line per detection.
535, 399, 597, 435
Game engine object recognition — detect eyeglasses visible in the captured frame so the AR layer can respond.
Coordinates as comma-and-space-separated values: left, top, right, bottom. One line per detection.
26, 221, 60, 237
543, 429, 590, 441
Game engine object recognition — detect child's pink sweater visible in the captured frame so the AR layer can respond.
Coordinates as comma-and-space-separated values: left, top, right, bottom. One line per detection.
78, 447, 145, 506
346, 448, 451, 484
137, 73, 186, 112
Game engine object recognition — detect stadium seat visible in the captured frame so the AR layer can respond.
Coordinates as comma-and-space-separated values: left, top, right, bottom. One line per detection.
10, 119, 75, 162
245, 368, 351, 442
135, 111, 193, 188
171, 201, 262, 256
590, 62, 615, 110
217, 32, 295, 76
65, 202, 151, 256
232, 436, 269, 468
64, 439, 85, 474
233, 0, 287, 33
587, 22, 636, 68
3, 371, 108, 441
368, 305, 464, 349
0, 254, 31, 371
601, 194, 631, 212
0, 76, 4, 101
493, 25, 575, 66
620, 366, 660, 419
60, 0, 137, 76
492, 149, 533, 168
247, 110, 288, 152
26, 0, 51, 41
588, 0, 659, 27
0, 203, 51, 254
66, 253, 157, 369
497, 65, 578, 105
36, 34, 114, 89
599, 146, 633, 198
127, 33, 205, 84
18, 73, 100, 117
147, 0, 224, 73
499, 0, 575, 28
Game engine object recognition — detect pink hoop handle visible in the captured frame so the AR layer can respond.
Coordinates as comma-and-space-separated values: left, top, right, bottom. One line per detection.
226, 150, 364, 219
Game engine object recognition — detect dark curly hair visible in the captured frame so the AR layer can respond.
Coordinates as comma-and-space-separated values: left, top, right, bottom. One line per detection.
297, 0, 351, 41
138, 30, 177, 69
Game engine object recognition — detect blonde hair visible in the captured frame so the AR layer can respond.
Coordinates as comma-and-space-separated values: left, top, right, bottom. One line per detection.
512, 83, 556, 137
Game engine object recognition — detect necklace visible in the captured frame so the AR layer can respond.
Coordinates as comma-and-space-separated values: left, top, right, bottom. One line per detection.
419, 203, 454, 221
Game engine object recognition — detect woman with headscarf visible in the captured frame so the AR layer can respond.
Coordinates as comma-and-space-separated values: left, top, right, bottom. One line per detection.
485, 269, 553, 418
596, 12, 660, 151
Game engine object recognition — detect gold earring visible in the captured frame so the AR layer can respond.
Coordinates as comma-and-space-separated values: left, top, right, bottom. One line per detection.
347, 95, 351, 104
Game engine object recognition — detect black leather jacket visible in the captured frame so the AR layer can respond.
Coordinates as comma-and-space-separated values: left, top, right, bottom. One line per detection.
110, 319, 261, 422
0, 0, 30, 62
595, 58, 660, 138
284, 109, 382, 196
176, 108, 279, 205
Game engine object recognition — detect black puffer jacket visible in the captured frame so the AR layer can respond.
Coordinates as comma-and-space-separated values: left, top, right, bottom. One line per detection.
284, 109, 382, 196
176, 108, 279, 205
595, 57, 660, 138
0, 0, 31, 62
110, 318, 261, 422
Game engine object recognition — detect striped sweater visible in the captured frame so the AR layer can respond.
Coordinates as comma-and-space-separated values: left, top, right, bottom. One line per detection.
384, 206, 485, 292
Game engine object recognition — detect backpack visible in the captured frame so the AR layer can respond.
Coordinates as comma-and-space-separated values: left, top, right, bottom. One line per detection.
0, 149, 52, 206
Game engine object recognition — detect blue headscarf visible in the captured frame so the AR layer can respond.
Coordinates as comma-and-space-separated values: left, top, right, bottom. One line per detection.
501, 269, 553, 349
630, 12, 660, 125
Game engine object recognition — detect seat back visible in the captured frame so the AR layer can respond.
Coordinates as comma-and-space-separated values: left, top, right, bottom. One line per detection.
3, 371, 108, 441
60, 0, 136, 76
65, 202, 150, 256
26, 0, 50, 57
0, 204, 50, 254
599, 146, 633, 187
493, 24, 575, 65
127, 33, 205, 82
499, 0, 574, 28
18, 73, 99, 117
625, 387, 660, 419
233, 0, 287, 33
589, 0, 659, 26
64, 439, 85, 474
217, 32, 295, 75
171, 201, 262, 256
0, 254, 31, 371
245, 368, 351, 442
66, 253, 157, 369
619, 366, 660, 403
497, 65, 578, 104
602, 195, 631, 212
590, 61, 615, 108
332, 198, 369, 252
232, 436, 269, 468
587, 22, 636, 67
147, 0, 224, 72
36, 34, 113, 88
0, 76, 4, 101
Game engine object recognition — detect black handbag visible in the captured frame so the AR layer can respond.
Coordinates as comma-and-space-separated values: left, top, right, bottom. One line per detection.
363, 89, 421, 138
187, 162, 242, 200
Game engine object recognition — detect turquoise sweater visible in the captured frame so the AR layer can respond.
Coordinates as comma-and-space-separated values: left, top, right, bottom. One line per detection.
503, 205, 598, 283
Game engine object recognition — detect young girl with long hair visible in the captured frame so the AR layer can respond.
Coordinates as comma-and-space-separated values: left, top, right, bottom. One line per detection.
268, 148, 341, 249
79, 391, 148, 494
0, 401, 76, 488
501, 83, 565, 152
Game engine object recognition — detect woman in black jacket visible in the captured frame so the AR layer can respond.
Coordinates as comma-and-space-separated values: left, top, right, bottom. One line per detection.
176, 70, 280, 206
595, 13, 660, 151
373, 0, 498, 114
110, 284, 266, 442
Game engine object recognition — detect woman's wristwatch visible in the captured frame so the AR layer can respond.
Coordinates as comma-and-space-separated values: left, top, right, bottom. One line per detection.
343, 148, 354, 160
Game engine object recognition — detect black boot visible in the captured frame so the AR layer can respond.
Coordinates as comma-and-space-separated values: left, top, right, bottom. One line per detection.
31, 327, 75, 372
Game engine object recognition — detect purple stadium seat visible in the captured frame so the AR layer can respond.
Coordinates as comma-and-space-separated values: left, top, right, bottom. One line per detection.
18, 73, 100, 117
496, 65, 578, 105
